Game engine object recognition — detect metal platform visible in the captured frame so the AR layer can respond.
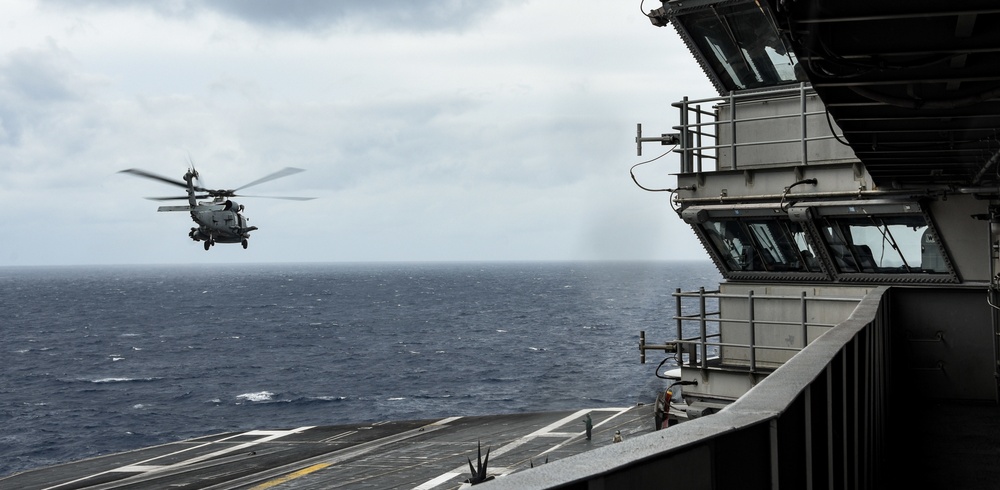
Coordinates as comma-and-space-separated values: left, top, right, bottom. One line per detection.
1, 404, 657, 489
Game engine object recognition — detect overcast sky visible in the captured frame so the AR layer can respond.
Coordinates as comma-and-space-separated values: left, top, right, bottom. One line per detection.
0, 0, 716, 266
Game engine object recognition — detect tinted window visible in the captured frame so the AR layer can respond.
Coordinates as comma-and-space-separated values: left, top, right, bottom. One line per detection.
681, 3, 799, 90
819, 215, 948, 273
702, 218, 820, 272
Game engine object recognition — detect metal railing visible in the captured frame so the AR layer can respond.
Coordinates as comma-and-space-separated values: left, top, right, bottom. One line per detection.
672, 83, 847, 173
640, 287, 863, 373
487, 286, 892, 489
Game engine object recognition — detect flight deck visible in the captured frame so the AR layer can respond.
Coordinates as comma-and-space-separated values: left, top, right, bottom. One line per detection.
2, 404, 657, 489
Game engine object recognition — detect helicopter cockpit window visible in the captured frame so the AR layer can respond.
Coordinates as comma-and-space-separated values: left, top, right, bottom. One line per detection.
818, 215, 949, 274
701, 218, 821, 273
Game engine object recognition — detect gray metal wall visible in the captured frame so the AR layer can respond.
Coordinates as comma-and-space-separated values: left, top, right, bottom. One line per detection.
890, 287, 997, 401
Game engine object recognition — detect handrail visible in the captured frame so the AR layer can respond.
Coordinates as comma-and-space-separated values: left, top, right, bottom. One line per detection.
669, 82, 848, 172
647, 287, 864, 371
486, 286, 892, 489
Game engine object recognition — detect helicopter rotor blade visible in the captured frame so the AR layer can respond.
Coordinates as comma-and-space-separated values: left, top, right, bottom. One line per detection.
232, 195, 317, 201
145, 195, 211, 201
233, 167, 306, 192
119, 168, 189, 189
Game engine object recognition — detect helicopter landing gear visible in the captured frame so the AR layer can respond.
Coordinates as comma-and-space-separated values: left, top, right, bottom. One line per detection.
241, 239, 248, 249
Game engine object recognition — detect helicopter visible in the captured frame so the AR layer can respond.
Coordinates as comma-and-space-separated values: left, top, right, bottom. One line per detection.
119, 166, 314, 250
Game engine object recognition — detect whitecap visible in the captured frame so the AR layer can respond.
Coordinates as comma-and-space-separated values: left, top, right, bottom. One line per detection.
91, 377, 159, 383
111, 357, 125, 361
387, 397, 406, 401
132, 404, 145, 409
314, 395, 347, 402
236, 391, 274, 402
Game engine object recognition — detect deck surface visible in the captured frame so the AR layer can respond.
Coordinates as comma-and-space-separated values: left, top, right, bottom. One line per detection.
1, 404, 656, 489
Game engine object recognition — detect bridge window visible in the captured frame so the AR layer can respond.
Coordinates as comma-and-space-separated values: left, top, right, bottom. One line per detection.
680, 2, 799, 91
701, 218, 821, 273
818, 215, 948, 274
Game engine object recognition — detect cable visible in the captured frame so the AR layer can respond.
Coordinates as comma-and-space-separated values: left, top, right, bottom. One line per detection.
630, 145, 679, 193
638, 0, 660, 19
653, 354, 677, 380
825, 108, 852, 147
779, 178, 818, 212
653, 354, 702, 381
669, 189, 683, 214
668, 380, 698, 390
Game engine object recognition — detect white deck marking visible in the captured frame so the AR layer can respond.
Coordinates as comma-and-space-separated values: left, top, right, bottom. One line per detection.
320, 430, 358, 443
412, 407, 630, 490
528, 407, 632, 463
42, 427, 315, 490
413, 472, 463, 490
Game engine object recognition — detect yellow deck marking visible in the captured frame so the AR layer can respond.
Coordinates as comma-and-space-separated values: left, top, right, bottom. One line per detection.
249, 463, 332, 489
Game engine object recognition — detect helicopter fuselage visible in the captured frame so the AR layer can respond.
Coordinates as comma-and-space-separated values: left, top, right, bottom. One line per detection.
187, 199, 257, 249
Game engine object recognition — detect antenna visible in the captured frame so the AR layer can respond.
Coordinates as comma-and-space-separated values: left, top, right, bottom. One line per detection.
635, 123, 681, 157
636, 123, 680, 156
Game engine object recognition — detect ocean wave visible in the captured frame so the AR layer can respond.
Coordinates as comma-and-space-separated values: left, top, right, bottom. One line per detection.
412, 393, 454, 399
276, 395, 348, 406
87, 377, 163, 384
229, 394, 349, 406
14, 347, 55, 353
235, 391, 274, 402
310, 395, 347, 402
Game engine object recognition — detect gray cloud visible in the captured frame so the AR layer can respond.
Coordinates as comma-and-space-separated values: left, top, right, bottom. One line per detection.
0, 45, 90, 146
39, 0, 518, 32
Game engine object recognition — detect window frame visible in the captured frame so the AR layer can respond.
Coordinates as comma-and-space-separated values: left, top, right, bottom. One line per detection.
685, 200, 958, 283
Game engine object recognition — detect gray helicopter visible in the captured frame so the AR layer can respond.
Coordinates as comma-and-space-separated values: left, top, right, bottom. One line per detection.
120, 166, 314, 250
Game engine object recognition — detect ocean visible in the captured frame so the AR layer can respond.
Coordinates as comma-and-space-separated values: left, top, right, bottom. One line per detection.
0, 260, 721, 478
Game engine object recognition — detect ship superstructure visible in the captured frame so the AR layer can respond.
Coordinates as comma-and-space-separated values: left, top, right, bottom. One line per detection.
494, 0, 1000, 488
